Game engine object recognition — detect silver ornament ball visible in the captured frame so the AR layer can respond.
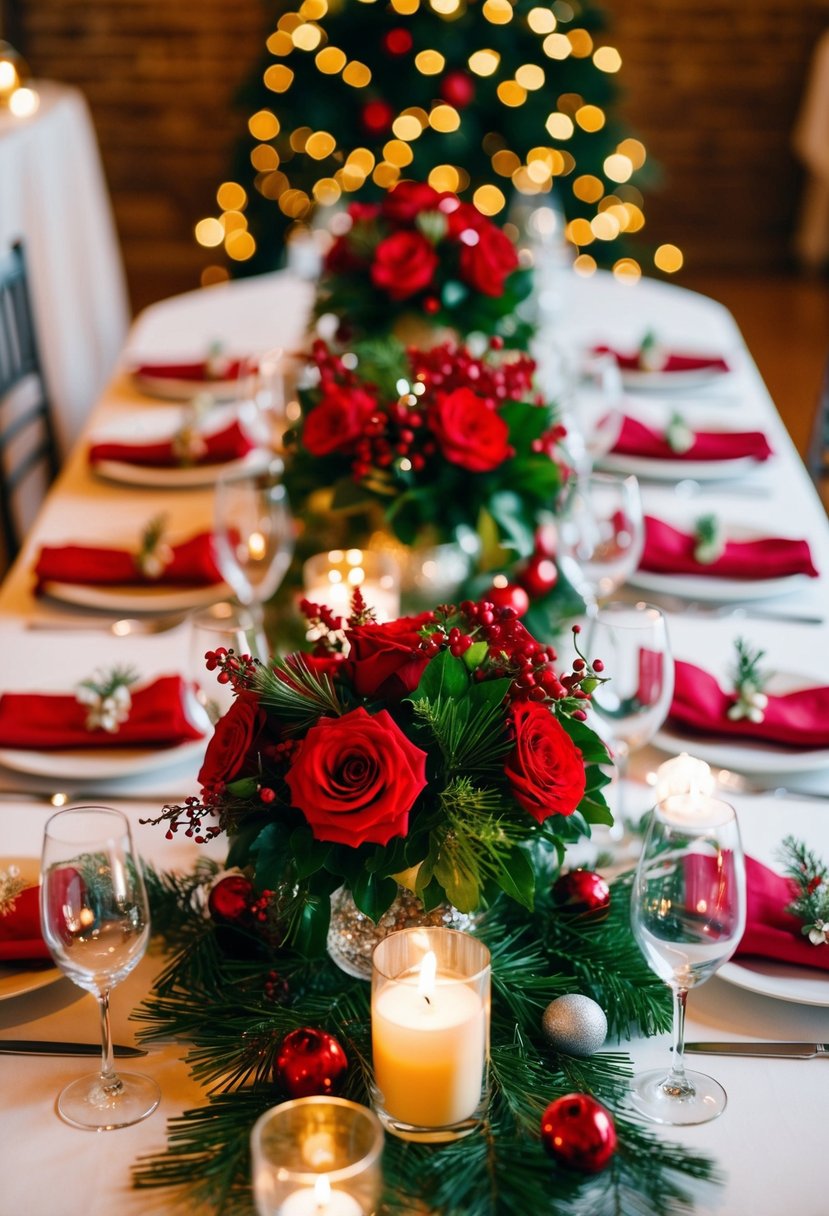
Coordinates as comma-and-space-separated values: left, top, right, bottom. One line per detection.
541, 994, 607, 1057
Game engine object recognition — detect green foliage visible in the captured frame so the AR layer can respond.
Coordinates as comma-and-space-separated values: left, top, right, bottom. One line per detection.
133, 867, 714, 1215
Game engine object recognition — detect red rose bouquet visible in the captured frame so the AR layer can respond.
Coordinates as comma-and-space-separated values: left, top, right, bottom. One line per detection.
285, 337, 569, 568
315, 181, 534, 348
155, 596, 611, 953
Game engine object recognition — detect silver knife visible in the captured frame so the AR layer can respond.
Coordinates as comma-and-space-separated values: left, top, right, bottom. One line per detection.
685, 1041, 828, 1059
0, 1039, 148, 1057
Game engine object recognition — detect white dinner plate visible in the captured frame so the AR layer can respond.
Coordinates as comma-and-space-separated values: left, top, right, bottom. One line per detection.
716, 800, 829, 1006
628, 567, 808, 603
598, 452, 761, 483
92, 447, 271, 489
619, 365, 732, 392
653, 670, 829, 775
41, 580, 229, 614
0, 735, 207, 782
130, 370, 242, 402
0, 858, 62, 1001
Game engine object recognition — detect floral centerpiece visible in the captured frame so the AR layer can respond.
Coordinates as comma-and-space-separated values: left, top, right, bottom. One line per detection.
155, 596, 610, 958
284, 336, 581, 631
315, 180, 534, 348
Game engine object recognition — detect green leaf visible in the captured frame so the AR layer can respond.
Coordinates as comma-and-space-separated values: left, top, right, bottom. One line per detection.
225, 776, 258, 798
487, 489, 536, 559
494, 846, 536, 911
330, 476, 375, 512
248, 821, 292, 890
462, 639, 488, 670
434, 847, 480, 912
560, 713, 613, 765
289, 826, 332, 880
350, 870, 399, 923
408, 649, 469, 704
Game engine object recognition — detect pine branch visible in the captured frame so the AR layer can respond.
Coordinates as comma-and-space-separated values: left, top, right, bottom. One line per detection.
251, 656, 346, 731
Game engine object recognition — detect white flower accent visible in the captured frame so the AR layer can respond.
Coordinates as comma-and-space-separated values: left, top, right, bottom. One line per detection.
807, 920, 828, 946
727, 689, 768, 724
76, 668, 136, 734
0, 865, 25, 917
138, 541, 174, 580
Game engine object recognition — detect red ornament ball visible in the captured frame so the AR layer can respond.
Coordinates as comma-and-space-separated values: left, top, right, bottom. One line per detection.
208, 874, 254, 924
487, 581, 530, 618
384, 27, 413, 55
552, 869, 611, 917
361, 100, 395, 136
440, 70, 476, 109
275, 1027, 349, 1098
519, 555, 559, 600
533, 521, 558, 559
540, 1093, 617, 1173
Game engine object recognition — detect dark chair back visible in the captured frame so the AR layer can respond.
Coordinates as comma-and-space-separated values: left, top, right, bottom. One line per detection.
0, 241, 60, 563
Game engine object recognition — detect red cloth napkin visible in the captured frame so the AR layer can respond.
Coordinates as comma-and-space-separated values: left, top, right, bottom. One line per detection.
88, 418, 255, 468
612, 416, 773, 462
132, 359, 247, 383
641, 515, 818, 580
0, 884, 50, 962
737, 856, 829, 971
34, 531, 224, 590
0, 675, 205, 750
669, 658, 829, 748
593, 344, 730, 373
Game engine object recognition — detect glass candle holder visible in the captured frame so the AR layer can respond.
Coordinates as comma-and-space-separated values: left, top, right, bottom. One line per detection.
303, 549, 400, 624
370, 927, 491, 1143
250, 1097, 384, 1216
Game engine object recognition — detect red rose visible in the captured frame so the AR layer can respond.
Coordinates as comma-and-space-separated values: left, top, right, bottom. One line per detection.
345, 613, 434, 700
324, 234, 362, 275
301, 385, 377, 457
348, 202, 382, 224
382, 181, 444, 223
456, 215, 519, 298
428, 386, 511, 472
371, 231, 439, 300
285, 707, 428, 846
505, 702, 586, 824
198, 692, 266, 790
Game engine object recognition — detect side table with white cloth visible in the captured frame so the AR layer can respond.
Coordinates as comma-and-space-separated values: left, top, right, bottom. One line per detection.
0, 269, 827, 1216
0, 81, 130, 453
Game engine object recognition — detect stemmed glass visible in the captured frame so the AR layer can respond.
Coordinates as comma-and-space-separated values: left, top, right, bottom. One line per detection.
214, 457, 295, 651
585, 601, 674, 827
630, 794, 746, 1124
40, 806, 159, 1130
563, 352, 625, 477
558, 471, 644, 609
237, 347, 292, 454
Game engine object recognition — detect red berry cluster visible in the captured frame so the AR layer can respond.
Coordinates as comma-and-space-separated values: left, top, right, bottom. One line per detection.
410, 339, 538, 405
299, 597, 344, 637
419, 603, 602, 717
350, 394, 435, 482
155, 795, 224, 845
204, 647, 257, 690
264, 969, 291, 1004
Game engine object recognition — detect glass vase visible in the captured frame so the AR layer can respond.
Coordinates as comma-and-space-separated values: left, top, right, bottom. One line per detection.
326, 885, 480, 981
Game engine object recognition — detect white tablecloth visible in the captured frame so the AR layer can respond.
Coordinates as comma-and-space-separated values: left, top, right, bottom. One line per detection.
0, 81, 129, 454
1, 269, 828, 1216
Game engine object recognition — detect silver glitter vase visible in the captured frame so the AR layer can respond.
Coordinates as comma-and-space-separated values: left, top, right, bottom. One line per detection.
326, 885, 481, 980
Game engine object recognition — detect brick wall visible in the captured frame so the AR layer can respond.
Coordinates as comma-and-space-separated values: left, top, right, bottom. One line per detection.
10, 0, 829, 308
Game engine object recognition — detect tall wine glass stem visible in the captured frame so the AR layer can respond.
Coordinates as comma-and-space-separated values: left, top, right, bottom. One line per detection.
608, 739, 630, 835
666, 987, 694, 1098
97, 988, 122, 1097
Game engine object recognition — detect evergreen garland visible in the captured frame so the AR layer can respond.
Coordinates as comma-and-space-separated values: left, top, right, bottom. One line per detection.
132, 864, 717, 1214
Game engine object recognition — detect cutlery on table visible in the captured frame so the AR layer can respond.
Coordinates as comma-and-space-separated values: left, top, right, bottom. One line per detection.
0, 1039, 148, 1058
636, 593, 824, 626
685, 1042, 828, 1059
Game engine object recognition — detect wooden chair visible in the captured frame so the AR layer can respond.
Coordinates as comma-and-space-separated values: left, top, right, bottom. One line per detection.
0, 242, 60, 563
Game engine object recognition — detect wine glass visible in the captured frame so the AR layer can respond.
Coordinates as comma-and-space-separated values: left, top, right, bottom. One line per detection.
40, 806, 159, 1130
214, 457, 295, 646
237, 347, 294, 454
630, 794, 746, 1124
189, 600, 264, 722
558, 471, 644, 608
563, 352, 625, 477
585, 601, 674, 828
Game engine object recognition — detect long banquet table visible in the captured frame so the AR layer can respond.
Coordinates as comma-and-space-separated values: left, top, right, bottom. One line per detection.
0, 269, 827, 1216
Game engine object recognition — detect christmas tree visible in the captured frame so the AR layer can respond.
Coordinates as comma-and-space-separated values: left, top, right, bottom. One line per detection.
197, 0, 678, 282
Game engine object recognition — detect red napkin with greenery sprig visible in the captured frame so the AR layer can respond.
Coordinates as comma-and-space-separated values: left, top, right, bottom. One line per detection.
612, 416, 772, 462
88, 419, 254, 468
641, 516, 818, 579
131, 359, 247, 383
34, 532, 224, 590
0, 884, 49, 961
737, 856, 829, 971
669, 659, 829, 748
0, 675, 205, 750
593, 344, 730, 374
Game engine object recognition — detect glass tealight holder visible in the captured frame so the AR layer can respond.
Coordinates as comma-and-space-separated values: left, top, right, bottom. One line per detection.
250, 1097, 384, 1216
302, 549, 400, 624
370, 927, 491, 1143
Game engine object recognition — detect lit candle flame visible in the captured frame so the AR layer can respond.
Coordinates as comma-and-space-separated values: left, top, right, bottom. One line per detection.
417, 950, 437, 1005
314, 1174, 331, 1210
248, 531, 266, 561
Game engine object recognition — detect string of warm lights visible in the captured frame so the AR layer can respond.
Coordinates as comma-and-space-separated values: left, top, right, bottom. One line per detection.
0, 42, 40, 118
196, 0, 683, 285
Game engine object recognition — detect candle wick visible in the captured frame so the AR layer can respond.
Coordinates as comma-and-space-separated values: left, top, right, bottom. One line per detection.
423, 995, 431, 1006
